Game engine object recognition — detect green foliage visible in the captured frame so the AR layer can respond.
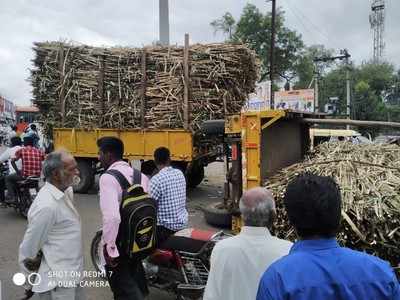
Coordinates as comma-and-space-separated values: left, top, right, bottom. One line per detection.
293, 45, 335, 89
211, 4, 304, 81
320, 62, 400, 132
210, 4, 400, 130
355, 62, 394, 95
210, 12, 236, 39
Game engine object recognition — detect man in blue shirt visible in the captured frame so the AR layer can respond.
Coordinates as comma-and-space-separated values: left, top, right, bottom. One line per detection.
257, 173, 399, 300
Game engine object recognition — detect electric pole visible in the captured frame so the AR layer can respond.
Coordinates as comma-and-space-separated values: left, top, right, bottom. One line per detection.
269, 0, 277, 108
159, 0, 170, 46
313, 49, 351, 118
344, 50, 351, 129
314, 66, 319, 113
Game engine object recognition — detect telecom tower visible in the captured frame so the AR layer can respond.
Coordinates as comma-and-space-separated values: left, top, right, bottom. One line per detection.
369, 0, 385, 63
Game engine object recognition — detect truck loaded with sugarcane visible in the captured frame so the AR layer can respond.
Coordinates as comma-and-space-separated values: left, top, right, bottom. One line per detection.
31, 38, 259, 193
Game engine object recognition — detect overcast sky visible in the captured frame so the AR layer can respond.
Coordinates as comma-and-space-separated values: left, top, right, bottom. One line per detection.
1, 0, 399, 105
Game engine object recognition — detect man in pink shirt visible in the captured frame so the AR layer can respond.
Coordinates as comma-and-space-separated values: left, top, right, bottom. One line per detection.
97, 137, 149, 300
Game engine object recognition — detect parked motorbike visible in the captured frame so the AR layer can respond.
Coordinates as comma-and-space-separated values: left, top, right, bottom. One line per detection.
0, 163, 40, 218
91, 228, 231, 299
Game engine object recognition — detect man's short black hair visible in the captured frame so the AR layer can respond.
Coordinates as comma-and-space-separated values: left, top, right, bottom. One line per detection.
23, 136, 34, 146
97, 137, 124, 159
10, 136, 22, 147
30, 124, 37, 131
154, 147, 170, 165
284, 173, 342, 239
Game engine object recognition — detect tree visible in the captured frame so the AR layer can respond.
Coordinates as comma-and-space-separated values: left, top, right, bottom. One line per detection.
353, 81, 386, 121
293, 45, 335, 89
233, 4, 303, 81
210, 12, 236, 40
211, 4, 304, 81
355, 62, 395, 96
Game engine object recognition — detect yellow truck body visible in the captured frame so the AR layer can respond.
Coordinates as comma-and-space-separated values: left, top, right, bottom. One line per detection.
53, 128, 193, 161
52, 128, 201, 193
225, 110, 312, 190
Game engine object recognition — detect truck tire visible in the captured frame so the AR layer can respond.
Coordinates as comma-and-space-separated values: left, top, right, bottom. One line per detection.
187, 165, 204, 188
200, 120, 225, 136
74, 159, 94, 194
203, 202, 232, 228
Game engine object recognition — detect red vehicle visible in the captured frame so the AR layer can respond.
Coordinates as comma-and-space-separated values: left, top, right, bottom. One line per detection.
91, 228, 231, 299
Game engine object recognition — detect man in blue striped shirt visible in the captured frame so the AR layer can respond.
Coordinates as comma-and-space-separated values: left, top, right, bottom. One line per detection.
149, 147, 188, 245
257, 173, 399, 300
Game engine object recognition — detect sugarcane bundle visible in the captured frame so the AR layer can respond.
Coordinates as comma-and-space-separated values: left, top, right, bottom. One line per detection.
265, 142, 400, 272
30, 41, 259, 132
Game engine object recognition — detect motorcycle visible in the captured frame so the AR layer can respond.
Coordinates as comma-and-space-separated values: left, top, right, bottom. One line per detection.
91, 228, 232, 299
0, 163, 40, 218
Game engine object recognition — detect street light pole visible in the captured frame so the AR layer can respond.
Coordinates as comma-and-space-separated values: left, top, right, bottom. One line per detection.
269, 0, 277, 109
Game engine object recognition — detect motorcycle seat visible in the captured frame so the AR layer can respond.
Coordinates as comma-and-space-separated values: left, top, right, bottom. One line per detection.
160, 236, 208, 254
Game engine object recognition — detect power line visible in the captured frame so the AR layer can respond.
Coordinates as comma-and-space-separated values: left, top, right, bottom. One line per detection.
286, 0, 331, 41
283, 0, 320, 44
284, 0, 335, 45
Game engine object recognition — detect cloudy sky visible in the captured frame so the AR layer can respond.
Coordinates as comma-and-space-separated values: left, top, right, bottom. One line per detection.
1, 0, 399, 105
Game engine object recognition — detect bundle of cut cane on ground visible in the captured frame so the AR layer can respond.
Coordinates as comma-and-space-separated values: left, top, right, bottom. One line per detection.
265, 142, 400, 274
30, 41, 259, 134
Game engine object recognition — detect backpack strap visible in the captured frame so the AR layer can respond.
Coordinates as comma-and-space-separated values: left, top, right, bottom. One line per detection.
133, 168, 141, 185
105, 169, 130, 190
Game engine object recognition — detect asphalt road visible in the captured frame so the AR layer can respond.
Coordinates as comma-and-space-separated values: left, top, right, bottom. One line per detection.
0, 162, 225, 300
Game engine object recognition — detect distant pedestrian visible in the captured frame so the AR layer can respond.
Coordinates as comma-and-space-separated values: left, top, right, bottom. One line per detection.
257, 173, 400, 300
204, 187, 292, 300
5, 136, 44, 203
8, 125, 17, 140
24, 124, 40, 148
0, 136, 22, 204
16, 117, 28, 135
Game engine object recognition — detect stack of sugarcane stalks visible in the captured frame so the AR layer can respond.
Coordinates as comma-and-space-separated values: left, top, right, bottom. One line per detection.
30, 41, 259, 132
265, 142, 400, 274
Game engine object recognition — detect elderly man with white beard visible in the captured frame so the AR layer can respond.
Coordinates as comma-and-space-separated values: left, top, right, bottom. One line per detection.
18, 150, 85, 300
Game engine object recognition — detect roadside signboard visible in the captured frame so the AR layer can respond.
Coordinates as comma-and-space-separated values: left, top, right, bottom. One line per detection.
244, 81, 271, 111
274, 89, 314, 112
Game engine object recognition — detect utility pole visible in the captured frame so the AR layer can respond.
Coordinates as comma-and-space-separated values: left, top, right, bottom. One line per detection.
269, 0, 277, 108
313, 49, 351, 117
345, 50, 351, 129
314, 71, 319, 113
159, 0, 170, 46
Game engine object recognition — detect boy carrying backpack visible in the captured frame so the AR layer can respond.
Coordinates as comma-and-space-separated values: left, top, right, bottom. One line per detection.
97, 137, 156, 300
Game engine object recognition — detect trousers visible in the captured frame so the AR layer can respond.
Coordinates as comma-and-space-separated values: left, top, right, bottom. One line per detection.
105, 255, 148, 300
38, 286, 86, 300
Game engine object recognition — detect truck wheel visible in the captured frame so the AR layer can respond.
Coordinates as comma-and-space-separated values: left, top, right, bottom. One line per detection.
187, 165, 204, 188
200, 120, 225, 136
74, 159, 94, 194
203, 202, 232, 228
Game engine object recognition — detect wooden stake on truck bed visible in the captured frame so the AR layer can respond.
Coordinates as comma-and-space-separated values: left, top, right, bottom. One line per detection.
183, 33, 190, 131
98, 55, 105, 127
58, 43, 65, 127
141, 50, 147, 129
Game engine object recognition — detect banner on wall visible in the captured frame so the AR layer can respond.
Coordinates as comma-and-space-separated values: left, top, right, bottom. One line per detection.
274, 89, 314, 112
244, 81, 271, 111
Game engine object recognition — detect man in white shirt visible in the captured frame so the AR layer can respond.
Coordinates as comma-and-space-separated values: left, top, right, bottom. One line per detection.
203, 187, 292, 300
0, 136, 22, 204
19, 150, 85, 300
